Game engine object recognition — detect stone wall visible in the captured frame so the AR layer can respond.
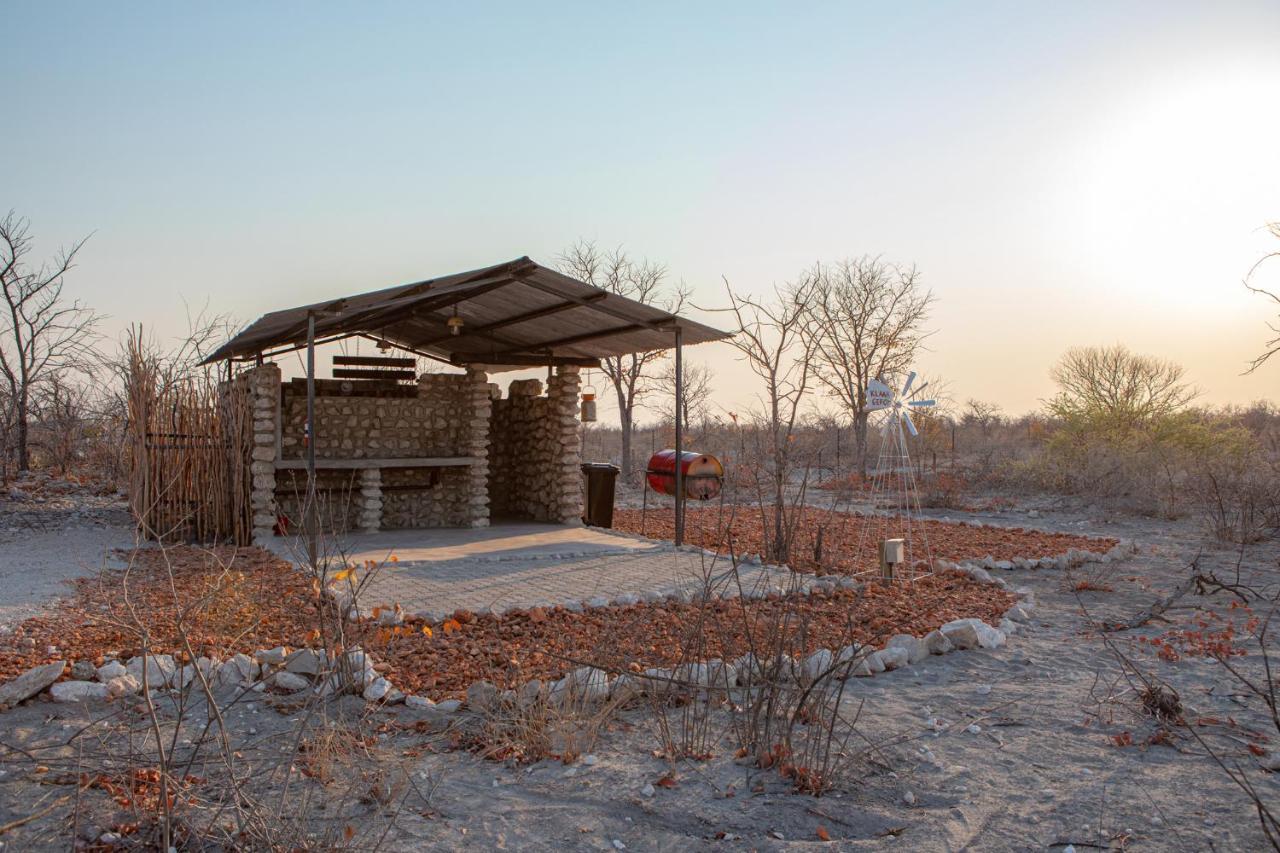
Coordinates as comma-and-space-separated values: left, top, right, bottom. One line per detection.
234, 363, 585, 535
487, 366, 582, 523
240, 363, 282, 545
279, 375, 468, 461
238, 366, 492, 537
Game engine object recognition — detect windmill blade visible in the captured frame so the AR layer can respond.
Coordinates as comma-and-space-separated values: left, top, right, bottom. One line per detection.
909, 381, 929, 398
901, 371, 917, 396
908, 399, 936, 407
901, 409, 919, 437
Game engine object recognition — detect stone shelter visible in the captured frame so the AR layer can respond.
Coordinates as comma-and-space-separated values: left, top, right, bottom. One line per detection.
203, 257, 729, 544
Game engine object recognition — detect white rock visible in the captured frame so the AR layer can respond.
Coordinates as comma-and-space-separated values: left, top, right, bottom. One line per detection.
967, 566, 994, 583
803, 648, 834, 682
940, 618, 1006, 650
363, 677, 394, 702
586, 596, 610, 609
560, 666, 611, 702
1005, 605, 1032, 623
877, 647, 910, 671
254, 647, 287, 665
862, 651, 887, 675
923, 629, 953, 656
50, 680, 111, 703
0, 661, 66, 705
166, 664, 195, 690
273, 671, 310, 692
435, 699, 462, 714
640, 782, 655, 797
105, 675, 141, 698
125, 654, 177, 687
216, 654, 260, 686
886, 634, 928, 664
609, 674, 642, 703
284, 648, 325, 676
466, 680, 500, 710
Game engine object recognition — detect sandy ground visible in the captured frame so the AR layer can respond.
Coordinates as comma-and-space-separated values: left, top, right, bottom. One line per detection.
0, 486, 137, 631
0, 493, 1278, 849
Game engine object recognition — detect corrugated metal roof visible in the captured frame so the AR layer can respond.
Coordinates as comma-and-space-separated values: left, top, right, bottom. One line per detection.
201, 257, 731, 371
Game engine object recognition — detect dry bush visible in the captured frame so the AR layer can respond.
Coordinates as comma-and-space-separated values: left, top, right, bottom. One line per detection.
0, 521, 435, 850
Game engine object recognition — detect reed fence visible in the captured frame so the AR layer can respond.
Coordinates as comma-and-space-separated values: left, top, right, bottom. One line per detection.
125, 330, 253, 544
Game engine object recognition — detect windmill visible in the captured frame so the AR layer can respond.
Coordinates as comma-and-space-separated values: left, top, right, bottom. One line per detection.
864, 371, 936, 439
854, 370, 936, 583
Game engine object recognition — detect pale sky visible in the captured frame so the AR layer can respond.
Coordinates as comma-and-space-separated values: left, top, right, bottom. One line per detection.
6, 2, 1279, 424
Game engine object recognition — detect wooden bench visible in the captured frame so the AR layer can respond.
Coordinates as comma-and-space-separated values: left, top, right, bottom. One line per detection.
273, 457, 479, 470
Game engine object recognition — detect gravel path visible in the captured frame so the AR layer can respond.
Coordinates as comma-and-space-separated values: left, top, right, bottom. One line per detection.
0, 524, 137, 630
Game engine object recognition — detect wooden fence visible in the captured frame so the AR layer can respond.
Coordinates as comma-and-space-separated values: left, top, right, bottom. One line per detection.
126, 334, 253, 545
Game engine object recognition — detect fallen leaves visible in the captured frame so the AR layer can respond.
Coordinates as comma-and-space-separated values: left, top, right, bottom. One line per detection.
612, 507, 1116, 577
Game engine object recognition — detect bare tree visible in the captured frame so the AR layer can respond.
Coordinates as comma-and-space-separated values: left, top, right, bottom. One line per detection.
801, 257, 933, 475
0, 212, 101, 473
657, 359, 714, 435
558, 240, 686, 479
706, 276, 818, 562
1246, 221, 1280, 373
1048, 344, 1196, 431
962, 399, 1004, 436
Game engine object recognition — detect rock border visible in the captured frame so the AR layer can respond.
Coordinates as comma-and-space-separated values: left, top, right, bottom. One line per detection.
2, 534, 1137, 715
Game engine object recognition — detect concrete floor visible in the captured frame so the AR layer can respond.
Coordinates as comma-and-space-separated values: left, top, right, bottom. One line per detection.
263, 522, 792, 617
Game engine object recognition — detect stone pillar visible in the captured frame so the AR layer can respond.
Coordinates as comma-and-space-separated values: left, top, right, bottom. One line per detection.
358, 467, 382, 532
249, 363, 282, 545
463, 366, 492, 528
547, 365, 582, 524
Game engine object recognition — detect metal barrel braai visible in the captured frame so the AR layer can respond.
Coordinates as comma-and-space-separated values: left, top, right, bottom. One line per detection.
645, 450, 724, 500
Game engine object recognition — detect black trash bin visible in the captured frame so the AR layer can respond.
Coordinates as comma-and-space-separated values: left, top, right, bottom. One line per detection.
580, 463, 620, 528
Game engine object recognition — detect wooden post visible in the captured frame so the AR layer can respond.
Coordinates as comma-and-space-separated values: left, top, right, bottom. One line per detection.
674, 325, 684, 547
305, 312, 318, 569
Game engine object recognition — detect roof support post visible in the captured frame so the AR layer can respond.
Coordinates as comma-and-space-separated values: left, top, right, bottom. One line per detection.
674, 325, 684, 547
305, 311, 318, 569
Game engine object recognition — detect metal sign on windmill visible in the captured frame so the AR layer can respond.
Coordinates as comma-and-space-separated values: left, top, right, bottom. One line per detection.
865, 371, 935, 437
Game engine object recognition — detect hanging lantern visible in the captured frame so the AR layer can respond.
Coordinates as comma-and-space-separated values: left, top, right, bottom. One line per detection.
580, 384, 598, 422
447, 304, 465, 336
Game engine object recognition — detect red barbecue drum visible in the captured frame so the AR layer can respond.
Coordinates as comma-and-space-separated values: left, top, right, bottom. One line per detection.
646, 450, 725, 500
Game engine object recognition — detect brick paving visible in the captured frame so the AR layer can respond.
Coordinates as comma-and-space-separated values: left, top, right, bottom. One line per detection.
265, 523, 794, 616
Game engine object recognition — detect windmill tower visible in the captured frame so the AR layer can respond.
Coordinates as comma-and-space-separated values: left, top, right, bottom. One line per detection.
853, 371, 936, 582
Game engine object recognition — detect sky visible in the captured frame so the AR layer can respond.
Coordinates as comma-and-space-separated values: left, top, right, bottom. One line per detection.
5, 1, 1280, 425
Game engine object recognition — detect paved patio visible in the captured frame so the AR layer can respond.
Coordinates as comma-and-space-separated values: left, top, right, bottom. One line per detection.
264, 522, 793, 617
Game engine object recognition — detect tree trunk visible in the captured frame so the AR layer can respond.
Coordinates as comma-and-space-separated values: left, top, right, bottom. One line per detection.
15, 389, 29, 472
853, 410, 869, 477
616, 384, 633, 481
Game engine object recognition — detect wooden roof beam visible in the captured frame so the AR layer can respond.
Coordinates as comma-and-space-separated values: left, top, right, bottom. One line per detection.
412, 292, 608, 349
519, 278, 676, 332
450, 354, 601, 368
489, 323, 647, 355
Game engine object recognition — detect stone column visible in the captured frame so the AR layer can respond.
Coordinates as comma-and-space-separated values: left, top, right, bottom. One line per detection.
358, 467, 382, 532
547, 365, 582, 524
249, 363, 282, 545
462, 366, 492, 528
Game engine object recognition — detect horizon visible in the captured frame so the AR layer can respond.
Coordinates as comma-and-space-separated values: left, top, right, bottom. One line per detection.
5, 2, 1279, 424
